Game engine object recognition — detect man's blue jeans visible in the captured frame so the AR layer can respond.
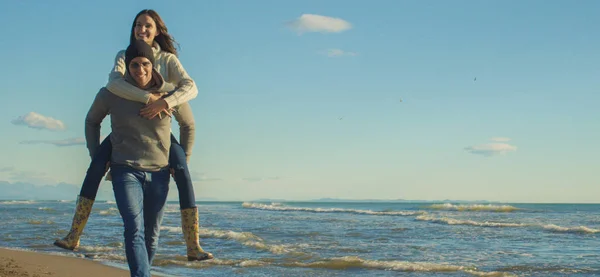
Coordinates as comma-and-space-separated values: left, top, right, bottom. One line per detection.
111, 165, 170, 277
80, 134, 196, 209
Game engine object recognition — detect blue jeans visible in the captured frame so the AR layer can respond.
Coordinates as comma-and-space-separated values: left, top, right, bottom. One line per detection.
80, 134, 196, 209
111, 165, 170, 277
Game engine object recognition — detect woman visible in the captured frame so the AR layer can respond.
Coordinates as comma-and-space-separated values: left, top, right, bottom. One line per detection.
54, 9, 213, 261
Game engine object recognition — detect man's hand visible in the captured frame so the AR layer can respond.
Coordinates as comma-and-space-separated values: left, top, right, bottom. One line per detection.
140, 98, 170, 119
105, 162, 110, 173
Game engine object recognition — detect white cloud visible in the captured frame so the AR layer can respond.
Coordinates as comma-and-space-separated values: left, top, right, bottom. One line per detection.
20, 137, 85, 147
11, 112, 66, 131
286, 14, 352, 34
465, 143, 517, 157
322, 48, 358, 57
490, 137, 511, 142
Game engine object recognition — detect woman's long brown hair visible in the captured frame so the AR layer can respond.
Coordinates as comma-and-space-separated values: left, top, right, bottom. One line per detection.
130, 9, 179, 56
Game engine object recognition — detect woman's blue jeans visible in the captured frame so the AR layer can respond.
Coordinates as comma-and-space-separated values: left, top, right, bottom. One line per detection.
79, 134, 196, 209
111, 165, 170, 277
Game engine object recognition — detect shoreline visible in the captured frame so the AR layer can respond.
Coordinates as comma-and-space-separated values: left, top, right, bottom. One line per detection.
0, 247, 165, 277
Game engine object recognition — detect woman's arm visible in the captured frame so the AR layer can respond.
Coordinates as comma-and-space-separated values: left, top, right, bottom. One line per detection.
162, 54, 198, 109
106, 50, 151, 104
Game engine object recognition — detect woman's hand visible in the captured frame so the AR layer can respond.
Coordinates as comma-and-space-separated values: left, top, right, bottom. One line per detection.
147, 93, 162, 103
140, 98, 170, 119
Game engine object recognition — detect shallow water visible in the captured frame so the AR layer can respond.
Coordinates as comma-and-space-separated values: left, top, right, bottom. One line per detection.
1, 200, 599, 276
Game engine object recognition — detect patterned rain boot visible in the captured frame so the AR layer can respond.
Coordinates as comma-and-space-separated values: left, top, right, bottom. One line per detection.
53, 195, 94, 251
181, 207, 214, 261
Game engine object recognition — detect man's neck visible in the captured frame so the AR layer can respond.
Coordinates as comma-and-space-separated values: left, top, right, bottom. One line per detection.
139, 78, 157, 90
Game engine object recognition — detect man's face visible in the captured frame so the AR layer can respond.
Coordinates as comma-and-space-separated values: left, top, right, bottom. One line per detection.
128, 57, 153, 88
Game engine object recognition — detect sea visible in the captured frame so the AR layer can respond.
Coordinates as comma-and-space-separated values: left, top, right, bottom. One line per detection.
1, 200, 599, 276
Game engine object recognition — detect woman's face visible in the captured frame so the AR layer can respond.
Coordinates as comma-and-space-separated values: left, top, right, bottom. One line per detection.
134, 14, 159, 45
128, 57, 153, 88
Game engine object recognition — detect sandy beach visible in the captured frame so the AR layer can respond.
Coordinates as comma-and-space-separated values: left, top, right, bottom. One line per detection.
0, 248, 138, 277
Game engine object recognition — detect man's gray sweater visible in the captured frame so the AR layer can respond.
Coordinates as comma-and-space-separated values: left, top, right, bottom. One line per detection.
85, 70, 195, 171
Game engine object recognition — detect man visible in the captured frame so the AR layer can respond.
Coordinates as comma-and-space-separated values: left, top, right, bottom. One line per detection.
85, 40, 194, 277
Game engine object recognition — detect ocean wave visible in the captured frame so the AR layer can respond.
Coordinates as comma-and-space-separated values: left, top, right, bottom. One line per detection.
285, 256, 515, 276
539, 224, 600, 234
78, 245, 120, 252
153, 257, 259, 268
415, 215, 526, 227
163, 204, 182, 214
162, 226, 262, 243
83, 253, 127, 262
151, 256, 512, 275
200, 229, 304, 255
38, 207, 55, 211
415, 215, 600, 234
28, 220, 54, 225
242, 202, 422, 216
98, 207, 119, 216
425, 203, 520, 212
494, 264, 598, 274
161, 226, 308, 256
0, 200, 36, 205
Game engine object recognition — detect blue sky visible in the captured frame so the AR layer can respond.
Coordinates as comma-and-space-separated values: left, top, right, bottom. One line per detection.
0, 0, 598, 202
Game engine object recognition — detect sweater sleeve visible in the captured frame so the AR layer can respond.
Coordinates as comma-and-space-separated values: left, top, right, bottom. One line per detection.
106, 50, 151, 104
162, 54, 198, 109
172, 103, 195, 157
85, 89, 110, 158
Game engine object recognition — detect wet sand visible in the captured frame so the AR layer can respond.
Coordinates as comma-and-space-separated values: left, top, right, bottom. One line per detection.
0, 247, 136, 277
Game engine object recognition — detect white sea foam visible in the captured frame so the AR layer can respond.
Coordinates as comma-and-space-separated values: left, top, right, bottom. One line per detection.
28, 219, 54, 225
98, 207, 119, 215
153, 257, 252, 268
84, 253, 127, 262
150, 255, 514, 276
539, 224, 600, 234
415, 215, 526, 227
239, 260, 269, 267
242, 202, 422, 216
425, 203, 520, 212
287, 256, 516, 276
0, 200, 36, 205
415, 215, 600, 234
78, 245, 119, 252
160, 226, 304, 255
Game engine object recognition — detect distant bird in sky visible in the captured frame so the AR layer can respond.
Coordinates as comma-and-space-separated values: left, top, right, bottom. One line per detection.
474, 77, 477, 82
338, 116, 344, 120
399, 98, 403, 102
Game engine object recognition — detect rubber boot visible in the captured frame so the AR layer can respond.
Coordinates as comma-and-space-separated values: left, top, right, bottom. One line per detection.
53, 195, 94, 251
181, 207, 213, 261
